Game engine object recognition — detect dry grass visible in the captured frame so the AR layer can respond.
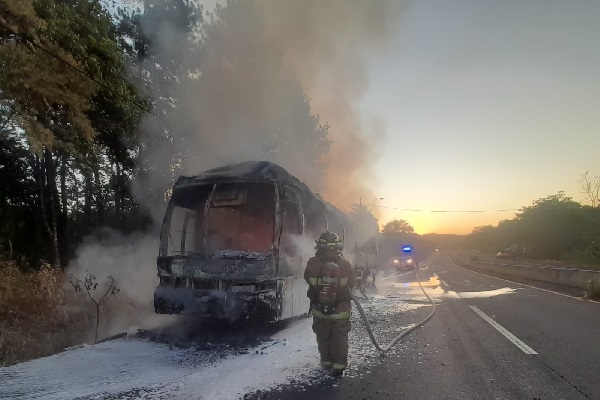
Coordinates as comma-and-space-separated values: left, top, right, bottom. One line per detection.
0, 260, 154, 366
0, 261, 93, 366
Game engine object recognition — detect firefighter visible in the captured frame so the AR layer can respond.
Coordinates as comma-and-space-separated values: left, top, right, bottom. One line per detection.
354, 266, 365, 291
304, 231, 355, 376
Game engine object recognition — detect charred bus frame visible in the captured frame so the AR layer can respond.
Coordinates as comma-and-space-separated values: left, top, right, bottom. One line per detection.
153, 161, 375, 322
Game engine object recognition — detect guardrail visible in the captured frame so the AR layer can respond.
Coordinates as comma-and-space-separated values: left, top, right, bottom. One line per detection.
461, 259, 600, 290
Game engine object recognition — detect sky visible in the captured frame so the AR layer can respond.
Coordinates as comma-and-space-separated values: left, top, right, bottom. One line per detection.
358, 0, 600, 234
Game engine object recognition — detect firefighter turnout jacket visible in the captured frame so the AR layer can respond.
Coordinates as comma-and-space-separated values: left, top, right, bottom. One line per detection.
304, 253, 355, 319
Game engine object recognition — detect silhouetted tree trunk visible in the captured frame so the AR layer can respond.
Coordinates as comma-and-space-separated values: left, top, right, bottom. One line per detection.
34, 150, 60, 266
94, 168, 104, 223
84, 169, 93, 220
60, 152, 68, 217
59, 151, 69, 265
114, 161, 122, 221
44, 148, 61, 267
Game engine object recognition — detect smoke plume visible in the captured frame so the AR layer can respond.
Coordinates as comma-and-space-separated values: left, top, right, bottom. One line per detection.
259, 0, 398, 208
136, 0, 401, 214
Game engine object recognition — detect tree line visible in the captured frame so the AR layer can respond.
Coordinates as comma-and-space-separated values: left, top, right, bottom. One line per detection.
0, 0, 330, 268
467, 191, 600, 264
373, 191, 600, 267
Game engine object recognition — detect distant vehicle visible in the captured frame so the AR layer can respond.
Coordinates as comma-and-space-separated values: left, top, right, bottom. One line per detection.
393, 256, 418, 271
435, 248, 440, 252
496, 248, 515, 259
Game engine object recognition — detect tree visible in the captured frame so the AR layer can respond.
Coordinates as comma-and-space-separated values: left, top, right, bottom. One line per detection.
0, 0, 147, 266
578, 171, 600, 207
1, 0, 90, 265
514, 192, 587, 258
117, 0, 204, 209
347, 203, 379, 238
69, 272, 119, 343
0, 0, 98, 151
382, 219, 414, 234
468, 225, 495, 250
0, 134, 43, 263
464, 191, 600, 262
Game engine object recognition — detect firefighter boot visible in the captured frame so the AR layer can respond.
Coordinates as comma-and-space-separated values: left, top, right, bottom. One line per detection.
330, 318, 350, 376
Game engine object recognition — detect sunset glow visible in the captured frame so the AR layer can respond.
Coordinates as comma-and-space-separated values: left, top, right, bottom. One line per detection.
361, 0, 599, 234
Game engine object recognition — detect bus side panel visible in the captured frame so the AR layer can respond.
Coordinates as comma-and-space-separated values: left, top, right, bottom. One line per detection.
279, 276, 310, 320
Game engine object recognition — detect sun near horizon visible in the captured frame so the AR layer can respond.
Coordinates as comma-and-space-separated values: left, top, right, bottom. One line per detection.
377, 208, 522, 236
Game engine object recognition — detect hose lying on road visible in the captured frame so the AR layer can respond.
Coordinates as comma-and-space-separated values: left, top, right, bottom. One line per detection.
357, 284, 370, 300
350, 265, 436, 354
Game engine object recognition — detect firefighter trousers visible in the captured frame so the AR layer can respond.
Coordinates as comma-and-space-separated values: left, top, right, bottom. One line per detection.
312, 315, 351, 371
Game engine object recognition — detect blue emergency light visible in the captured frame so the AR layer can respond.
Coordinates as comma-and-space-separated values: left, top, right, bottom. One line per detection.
402, 245, 412, 253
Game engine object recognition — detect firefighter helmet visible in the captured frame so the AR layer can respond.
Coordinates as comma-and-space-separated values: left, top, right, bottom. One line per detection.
315, 231, 344, 251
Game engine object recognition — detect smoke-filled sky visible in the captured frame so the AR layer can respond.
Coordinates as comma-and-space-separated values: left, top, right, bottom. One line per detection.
134, 0, 401, 222
184, 0, 600, 235
259, 0, 401, 207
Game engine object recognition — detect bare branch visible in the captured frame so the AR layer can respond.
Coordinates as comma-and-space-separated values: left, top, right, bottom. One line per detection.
68, 271, 119, 343
87, 289, 98, 306
97, 276, 116, 304
579, 171, 600, 207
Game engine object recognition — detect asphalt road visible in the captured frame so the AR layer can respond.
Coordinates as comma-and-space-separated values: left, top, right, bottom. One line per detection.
251, 251, 600, 400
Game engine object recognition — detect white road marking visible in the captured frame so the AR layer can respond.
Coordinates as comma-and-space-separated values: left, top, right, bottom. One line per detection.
469, 305, 538, 355
432, 263, 539, 355
439, 277, 453, 292
457, 287, 520, 298
382, 270, 414, 280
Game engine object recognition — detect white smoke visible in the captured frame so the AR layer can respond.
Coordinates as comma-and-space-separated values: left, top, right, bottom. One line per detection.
66, 229, 174, 337
135, 0, 402, 214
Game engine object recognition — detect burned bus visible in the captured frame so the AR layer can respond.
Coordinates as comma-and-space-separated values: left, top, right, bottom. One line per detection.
153, 161, 375, 322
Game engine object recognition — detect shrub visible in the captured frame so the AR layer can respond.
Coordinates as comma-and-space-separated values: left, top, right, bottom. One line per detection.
70, 272, 120, 343
0, 261, 91, 366
0, 260, 154, 366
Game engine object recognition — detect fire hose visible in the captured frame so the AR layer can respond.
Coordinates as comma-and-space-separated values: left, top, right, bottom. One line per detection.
349, 265, 436, 354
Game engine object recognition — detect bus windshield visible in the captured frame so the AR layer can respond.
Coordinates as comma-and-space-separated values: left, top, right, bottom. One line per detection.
161, 182, 275, 256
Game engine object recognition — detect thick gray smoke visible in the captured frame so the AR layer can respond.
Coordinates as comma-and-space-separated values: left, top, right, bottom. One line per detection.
260, 0, 400, 208
136, 0, 401, 215
135, 0, 328, 219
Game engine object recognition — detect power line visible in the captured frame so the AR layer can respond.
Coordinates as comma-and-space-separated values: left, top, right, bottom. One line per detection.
374, 205, 520, 213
